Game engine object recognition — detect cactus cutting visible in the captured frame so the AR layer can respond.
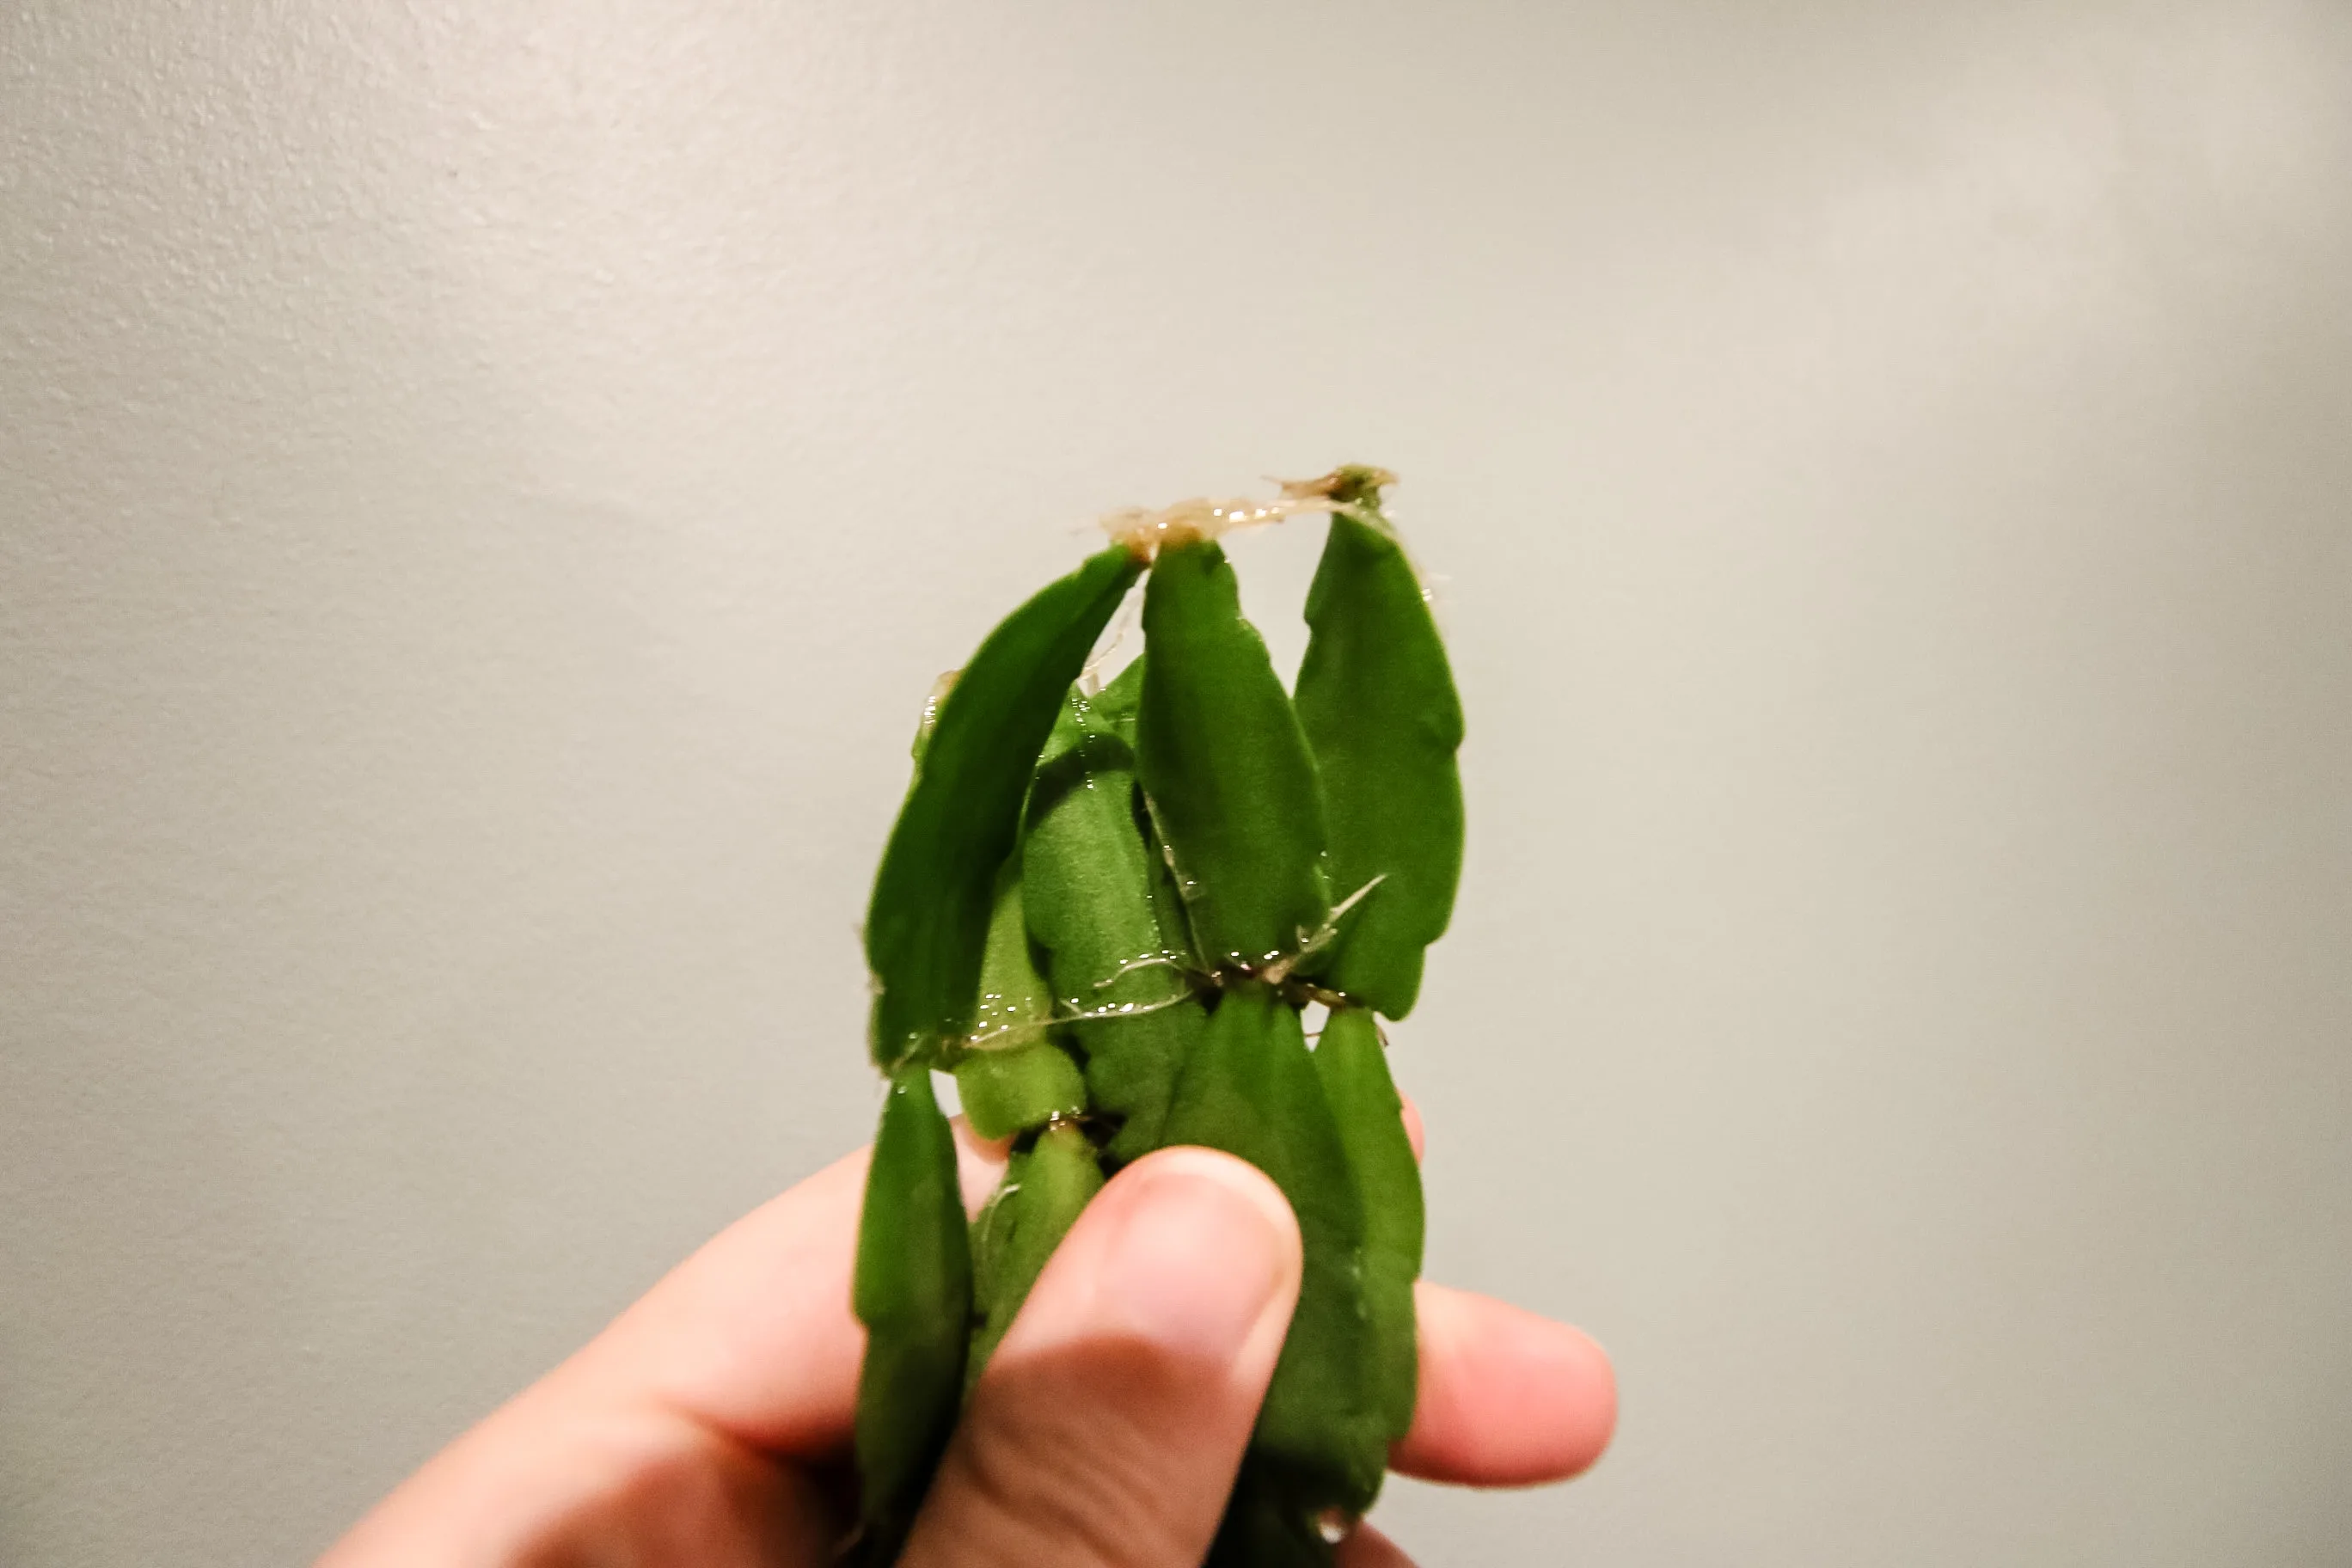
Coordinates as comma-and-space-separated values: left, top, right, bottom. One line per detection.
852, 466, 1463, 1567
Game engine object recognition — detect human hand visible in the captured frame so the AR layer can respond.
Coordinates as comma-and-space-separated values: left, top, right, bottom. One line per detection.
319, 1112, 1614, 1567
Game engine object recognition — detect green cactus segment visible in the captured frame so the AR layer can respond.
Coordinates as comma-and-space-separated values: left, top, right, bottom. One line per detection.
1159, 981, 1387, 1518
1312, 1006, 1423, 1439
865, 545, 1142, 1069
963, 1122, 1106, 1396
965, 857, 1058, 1050
1078, 983, 1208, 1167
1293, 489, 1464, 1020
954, 1041, 1087, 1140
952, 857, 1089, 1138
852, 1063, 974, 1566
1024, 658, 1209, 1161
1137, 541, 1331, 972
1077, 653, 1147, 739
1141, 807, 1205, 977
1069, 658, 1208, 974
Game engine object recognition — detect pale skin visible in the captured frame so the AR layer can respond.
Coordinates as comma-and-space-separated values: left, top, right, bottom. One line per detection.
321, 1102, 1616, 1567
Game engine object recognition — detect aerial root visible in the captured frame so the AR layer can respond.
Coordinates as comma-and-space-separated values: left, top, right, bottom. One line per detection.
1099, 466, 1396, 560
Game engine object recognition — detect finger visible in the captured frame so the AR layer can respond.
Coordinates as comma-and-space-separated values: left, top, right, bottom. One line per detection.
324, 1119, 1009, 1564
1338, 1522, 1417, 1567
901, 1148, 1303, 1568
571, 1115, 1008, 1458
1399, 1093, 1425, 1163
1390, 1282, 1617, 1486
953, 1112, 1015, 1215
560, 1144, 871, 1455
319, 1361, 846, 1565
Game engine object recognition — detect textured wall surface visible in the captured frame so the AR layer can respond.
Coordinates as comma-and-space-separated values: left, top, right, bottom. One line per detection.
5, 3, 2349, 1563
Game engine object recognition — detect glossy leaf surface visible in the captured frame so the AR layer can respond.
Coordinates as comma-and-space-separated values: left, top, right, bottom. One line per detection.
965, 857, 1057, 1050
1293, 487, 1463, 1018
963, 1122, 1105, 1395
852, 1064, 972, 1565
954, 1041, 1086, 1140
1157, 982, 1385, 1517
1136, 542, 1329, 971
1312, 1006, 1423, 1438
1023, 659, 1206, 1160
865, 546, 1141, 1069
954, 816, 1087, 1138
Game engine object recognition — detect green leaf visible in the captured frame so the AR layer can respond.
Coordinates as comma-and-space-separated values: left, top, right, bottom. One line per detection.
1136, 541, 1330, 971
1075, 653, 1148, 740
866, 546, 1142, 1069
1158, 981, 1386, 1517
955, 1039, 1087, 1140
852, 1063, 973, 1565
951, 780, 1095, 1141
1024, 658, 1208, 1161
1294, 486, 1464, 1018
1313, 1006, 1423, 1439
965, 855, 1058, 1050
963, 1122, 1106, 1396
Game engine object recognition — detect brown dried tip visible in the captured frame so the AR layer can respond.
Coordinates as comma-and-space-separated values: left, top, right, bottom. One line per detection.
1099, 466, 1398, 561
1278, 464, 1398, 508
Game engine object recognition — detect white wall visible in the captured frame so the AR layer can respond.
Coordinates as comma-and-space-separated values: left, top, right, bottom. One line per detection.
4, 3, 2349, 1563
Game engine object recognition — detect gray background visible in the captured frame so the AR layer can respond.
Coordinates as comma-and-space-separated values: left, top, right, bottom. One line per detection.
4, 3, 2349, 1564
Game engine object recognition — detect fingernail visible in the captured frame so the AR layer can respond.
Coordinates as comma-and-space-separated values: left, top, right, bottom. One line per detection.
1095, 1153, 1294, 1361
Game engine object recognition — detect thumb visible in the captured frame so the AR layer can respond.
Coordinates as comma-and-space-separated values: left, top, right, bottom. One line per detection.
899, 1147, 1303, 1568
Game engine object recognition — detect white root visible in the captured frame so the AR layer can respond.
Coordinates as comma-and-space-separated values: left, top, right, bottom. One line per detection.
1093, 953, 1188, 989
1097, 466, 1396, 560
1259, 873, 1385, 983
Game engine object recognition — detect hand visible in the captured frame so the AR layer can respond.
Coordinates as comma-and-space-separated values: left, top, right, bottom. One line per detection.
319, 1111, 1615, 1567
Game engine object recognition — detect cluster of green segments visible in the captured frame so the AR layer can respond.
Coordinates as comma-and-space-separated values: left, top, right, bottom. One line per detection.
851, 467, 1464, 1566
